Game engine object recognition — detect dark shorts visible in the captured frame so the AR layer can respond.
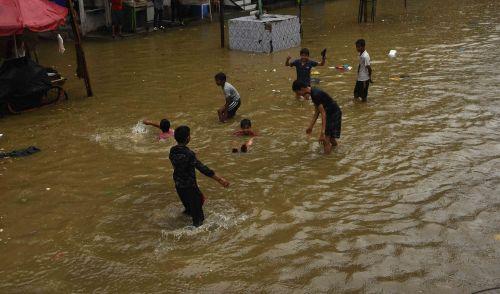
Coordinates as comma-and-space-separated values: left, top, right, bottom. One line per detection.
227, 99, 241, 118
325, 110, 342, 139
354, 80, 370, 100
175, 185, 205, 227
112, 10, 124, 26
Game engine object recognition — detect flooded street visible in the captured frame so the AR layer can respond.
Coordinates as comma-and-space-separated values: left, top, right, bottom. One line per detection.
1, 0, 499, 292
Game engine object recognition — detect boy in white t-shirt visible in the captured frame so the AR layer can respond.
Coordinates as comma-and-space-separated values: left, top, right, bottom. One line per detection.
215, 72, 241, 123
354, 39, 373, 102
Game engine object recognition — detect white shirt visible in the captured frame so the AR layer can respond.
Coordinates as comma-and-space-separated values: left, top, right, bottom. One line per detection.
223, 82, 240, 102
357, 50, 371, 81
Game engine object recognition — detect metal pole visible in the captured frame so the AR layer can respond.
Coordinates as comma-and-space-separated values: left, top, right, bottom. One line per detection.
219, 0, 225, 48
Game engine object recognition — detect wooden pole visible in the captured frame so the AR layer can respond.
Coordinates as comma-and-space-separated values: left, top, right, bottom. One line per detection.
67, 0, 93, 97
357, 0, 363, 23
298, 0, 302, 36
219, 0, 225, 48
371, 0, 376, 22
363, 0, 368, 23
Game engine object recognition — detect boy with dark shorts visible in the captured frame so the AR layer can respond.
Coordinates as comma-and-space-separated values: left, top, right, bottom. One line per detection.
292, 81, 342, 155
286, 48, 326, 86
215, 72, 241, 123
169, 126, 229, 227
354, 39, 373, 102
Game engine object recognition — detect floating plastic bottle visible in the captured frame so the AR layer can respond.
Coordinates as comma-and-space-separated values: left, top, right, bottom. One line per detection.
388, 49, 397, 58
57, 34, 65, 54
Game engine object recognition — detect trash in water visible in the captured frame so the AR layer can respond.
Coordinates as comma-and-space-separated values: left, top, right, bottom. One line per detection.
311, 70, 320, 75
57, 34, 66, 54
331, 64, 352, 72
388, 50, 397, 58
311, 78, 321, 84
46, 188, 51, 191
389, 74, 410, 81
272, 69, 276, 72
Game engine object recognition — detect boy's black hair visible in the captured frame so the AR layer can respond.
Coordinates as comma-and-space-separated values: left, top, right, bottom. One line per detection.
292, 80, 308, 92
299, 48, 310, 56
159, 119, 171, 133
174, 125, 190, 144
214, 72, 227, 82
240, 118, 251, 129
355, 39, 366, 47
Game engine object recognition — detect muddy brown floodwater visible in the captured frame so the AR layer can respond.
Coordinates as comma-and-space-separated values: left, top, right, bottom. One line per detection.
1, 0, 499, 292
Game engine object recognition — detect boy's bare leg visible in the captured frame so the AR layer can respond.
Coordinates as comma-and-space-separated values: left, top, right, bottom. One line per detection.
217, 109, 226, 122
330, 137, 338, 147
324, 136, 333, 154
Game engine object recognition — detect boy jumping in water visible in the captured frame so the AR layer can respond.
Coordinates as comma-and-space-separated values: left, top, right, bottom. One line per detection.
292, 81, 342, 155
169, 126, 230, 227
286, 48, 327, 87
215, 72, 241, 123
354, 39, 372, 102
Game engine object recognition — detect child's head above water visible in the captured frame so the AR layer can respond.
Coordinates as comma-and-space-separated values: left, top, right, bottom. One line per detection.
159, 119, 171, 133
174, 125, 190, 145
214, 72, 227, 86
355, 39, 366, 53
240, 118, 252, 130
300, 48, 310, 62
292, 80, 309, 96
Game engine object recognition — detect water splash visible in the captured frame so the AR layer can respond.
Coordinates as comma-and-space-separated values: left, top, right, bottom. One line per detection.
131, 121, 148, 135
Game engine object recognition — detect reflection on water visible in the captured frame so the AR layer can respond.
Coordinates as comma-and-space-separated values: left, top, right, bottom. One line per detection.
1, 0, 499, 292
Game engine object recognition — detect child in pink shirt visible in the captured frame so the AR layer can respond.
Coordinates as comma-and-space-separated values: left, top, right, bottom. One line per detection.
232, 119, 256, 153
143, 119, 174, 141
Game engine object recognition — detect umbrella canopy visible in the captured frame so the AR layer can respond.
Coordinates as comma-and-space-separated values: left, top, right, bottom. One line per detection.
0, 0, 68, 36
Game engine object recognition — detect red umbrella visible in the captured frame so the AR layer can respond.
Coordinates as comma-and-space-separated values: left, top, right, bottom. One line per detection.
0, 0, 68, 36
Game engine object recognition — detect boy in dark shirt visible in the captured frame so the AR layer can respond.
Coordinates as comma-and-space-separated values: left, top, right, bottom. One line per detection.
286, 48, 326, 87
169, 126, 229, 227
292, 80, 342, 154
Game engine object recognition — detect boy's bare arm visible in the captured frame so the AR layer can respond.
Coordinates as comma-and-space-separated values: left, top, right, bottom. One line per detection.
143, 120, 161, 129
318, 105, 327, 135
306, 107, 320, 134
212, 174, 230, 187
286, 55, 292, 66
367, 65, 373, 82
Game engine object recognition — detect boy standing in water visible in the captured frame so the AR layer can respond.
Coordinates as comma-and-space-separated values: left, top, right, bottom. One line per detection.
169, 126, 230, 227
286, 48, 326, 87
292, 81, 342, 154
215, 72, 241, 123
354, 39, 372, 102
